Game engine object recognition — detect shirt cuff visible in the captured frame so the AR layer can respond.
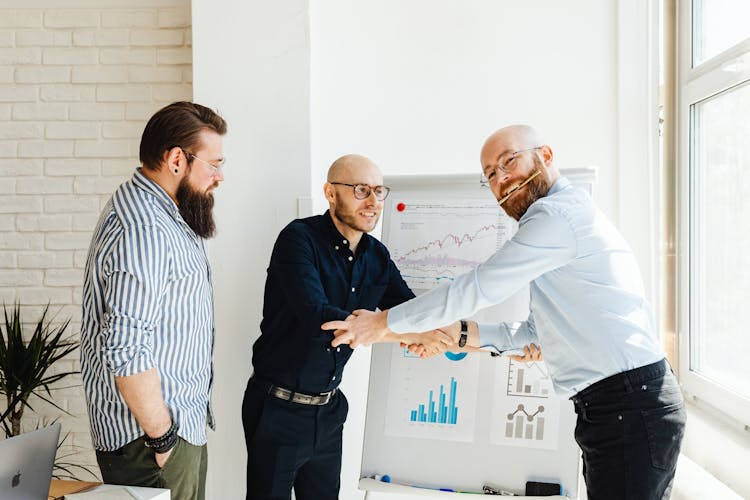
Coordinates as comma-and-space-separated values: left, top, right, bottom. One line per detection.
386, 303, 411, 333
477, 322, 513, 351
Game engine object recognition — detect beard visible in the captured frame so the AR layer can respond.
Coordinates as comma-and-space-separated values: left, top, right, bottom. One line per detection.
333, 195, 380, 234
500, 156, 554, 221
176, 176, 216, 239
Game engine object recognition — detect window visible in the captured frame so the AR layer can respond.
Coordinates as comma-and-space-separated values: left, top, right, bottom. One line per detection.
692, 0, 750, 66
679, 1, 750, 423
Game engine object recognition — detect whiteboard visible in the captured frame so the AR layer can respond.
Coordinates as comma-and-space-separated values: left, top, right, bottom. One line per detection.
360, 168, 596, 498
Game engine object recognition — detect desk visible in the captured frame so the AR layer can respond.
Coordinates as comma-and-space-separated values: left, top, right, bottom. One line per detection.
49, 480, 101, 499
49, 480, 169, 499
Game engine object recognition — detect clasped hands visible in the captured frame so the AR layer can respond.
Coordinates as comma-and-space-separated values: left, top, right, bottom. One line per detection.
321, 309, 542, 361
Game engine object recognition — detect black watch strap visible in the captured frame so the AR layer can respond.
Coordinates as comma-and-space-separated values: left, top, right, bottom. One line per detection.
458, 320, 468, 347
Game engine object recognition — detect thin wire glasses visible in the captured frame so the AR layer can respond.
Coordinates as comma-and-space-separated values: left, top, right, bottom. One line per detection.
480, 146, 542, 187
330, 182, 391, 201
181, 148, 226, 177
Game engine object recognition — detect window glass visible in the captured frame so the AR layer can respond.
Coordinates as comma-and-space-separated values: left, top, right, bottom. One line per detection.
691, 80, 750, 397
692, 0, 750, 66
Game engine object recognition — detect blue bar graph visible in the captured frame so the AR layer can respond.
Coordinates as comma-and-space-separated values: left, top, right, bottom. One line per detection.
409, 377, 459, 425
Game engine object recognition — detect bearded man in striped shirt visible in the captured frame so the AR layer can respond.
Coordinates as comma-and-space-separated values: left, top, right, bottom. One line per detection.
81, 101, 226, 500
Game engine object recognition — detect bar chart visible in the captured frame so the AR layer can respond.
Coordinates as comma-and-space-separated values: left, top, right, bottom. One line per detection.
386, 344, 479, 441
491, 357, 561, 449
408, 377, 459, 425
505, 404, 546, 440
507, 360, 551, 398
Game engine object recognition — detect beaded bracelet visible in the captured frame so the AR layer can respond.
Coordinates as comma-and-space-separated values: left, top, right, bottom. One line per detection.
144, 420, 179, 454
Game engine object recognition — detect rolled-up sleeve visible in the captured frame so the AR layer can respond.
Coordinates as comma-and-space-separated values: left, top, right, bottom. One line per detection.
102, 224, 168, 376
477, 313, 539, 351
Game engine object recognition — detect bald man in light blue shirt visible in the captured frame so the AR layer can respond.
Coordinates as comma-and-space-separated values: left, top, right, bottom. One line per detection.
324, 125, 686, 500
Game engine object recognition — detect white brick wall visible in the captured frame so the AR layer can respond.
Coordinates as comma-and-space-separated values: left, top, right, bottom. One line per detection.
0, 2, 192, 478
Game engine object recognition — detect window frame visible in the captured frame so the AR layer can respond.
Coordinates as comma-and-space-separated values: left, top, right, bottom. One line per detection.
677, 0, 750, 426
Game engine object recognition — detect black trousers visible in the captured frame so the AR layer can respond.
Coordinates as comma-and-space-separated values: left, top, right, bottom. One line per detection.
242, 379, 348, 500
571, 359, 686, 500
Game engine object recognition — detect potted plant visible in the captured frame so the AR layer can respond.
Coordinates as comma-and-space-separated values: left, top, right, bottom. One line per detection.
0, 302, 79, 437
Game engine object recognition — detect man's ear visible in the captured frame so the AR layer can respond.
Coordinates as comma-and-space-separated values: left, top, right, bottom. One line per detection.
540, 144, 554, 167
323, 182, 335, 202
165, 146, 183, 175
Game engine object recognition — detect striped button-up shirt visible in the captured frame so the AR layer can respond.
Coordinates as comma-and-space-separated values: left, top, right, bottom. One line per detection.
81, 168, 215, 451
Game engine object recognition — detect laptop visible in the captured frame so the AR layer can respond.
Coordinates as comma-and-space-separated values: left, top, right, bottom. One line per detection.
0, 423, 61, 500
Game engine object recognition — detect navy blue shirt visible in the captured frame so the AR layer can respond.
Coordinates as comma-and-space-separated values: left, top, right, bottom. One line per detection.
252, 211, 415, 393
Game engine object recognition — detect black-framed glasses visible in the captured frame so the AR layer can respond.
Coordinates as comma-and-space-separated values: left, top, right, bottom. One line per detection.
480, 146, 542, 187
330, 182, 391, 201
180, 148, 226, 177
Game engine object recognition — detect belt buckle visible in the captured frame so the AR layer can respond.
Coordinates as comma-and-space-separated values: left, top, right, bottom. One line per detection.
271, 386, 334, 406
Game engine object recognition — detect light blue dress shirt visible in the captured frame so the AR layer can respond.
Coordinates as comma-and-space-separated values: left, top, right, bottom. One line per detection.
387, 177, 664, 396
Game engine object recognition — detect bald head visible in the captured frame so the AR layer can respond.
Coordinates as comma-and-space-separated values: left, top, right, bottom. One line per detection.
480, 124, 545, 166
327, 154, 381, 183
325, 154, 385, 244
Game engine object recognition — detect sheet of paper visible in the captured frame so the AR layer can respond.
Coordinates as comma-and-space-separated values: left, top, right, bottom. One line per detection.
490, 357, 561, 450
385, 198, 514, 290
384, 344, 480, 442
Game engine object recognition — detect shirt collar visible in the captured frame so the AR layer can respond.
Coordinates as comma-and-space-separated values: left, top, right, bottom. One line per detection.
547, 176, 571, 196
322, 210, 370, 253
131, 167, 181, 218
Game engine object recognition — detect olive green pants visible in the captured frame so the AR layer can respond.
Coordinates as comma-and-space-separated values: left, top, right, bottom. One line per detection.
96, 436, 207, 500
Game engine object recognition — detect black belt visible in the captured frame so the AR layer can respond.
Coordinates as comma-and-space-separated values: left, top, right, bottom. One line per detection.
570, 358, 671, 405
251, 375, 336, 406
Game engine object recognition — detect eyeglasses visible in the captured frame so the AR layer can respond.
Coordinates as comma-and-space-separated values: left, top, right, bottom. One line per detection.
181, 148, 226, 177
480, 146, 542, 187
330, 182, 391, 201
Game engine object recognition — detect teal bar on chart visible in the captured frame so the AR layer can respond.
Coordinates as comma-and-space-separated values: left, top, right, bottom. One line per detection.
409, 377, 459, 425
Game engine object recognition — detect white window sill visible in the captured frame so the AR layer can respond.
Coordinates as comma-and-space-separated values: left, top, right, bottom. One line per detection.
673, 398, 750, 499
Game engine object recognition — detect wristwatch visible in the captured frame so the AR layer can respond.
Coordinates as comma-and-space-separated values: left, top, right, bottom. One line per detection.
458, 320, 468, 348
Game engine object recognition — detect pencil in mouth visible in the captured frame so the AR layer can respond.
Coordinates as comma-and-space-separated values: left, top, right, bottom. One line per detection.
497, 169, 542, 206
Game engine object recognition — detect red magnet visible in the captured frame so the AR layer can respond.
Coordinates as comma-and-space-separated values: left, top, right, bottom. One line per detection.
396, 202, 406, 212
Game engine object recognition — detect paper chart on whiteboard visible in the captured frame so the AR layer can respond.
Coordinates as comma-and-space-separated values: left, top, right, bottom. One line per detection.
384, 344, 480, 442
490, 357, 561, 450
385, 198, 515, 291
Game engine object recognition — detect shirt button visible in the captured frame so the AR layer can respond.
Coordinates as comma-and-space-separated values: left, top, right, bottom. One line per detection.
336, 347, 341, 352
351, 287, 356, 292
332, 375, 337, 380
326, 348, 331, 352
343, 240, 347, 244
335, 245, 339, 250
348, 256, 353, 262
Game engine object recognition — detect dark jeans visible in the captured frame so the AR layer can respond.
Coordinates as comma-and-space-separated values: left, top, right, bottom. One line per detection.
242, 378, 349, 500
96, 436, 208, 500
571, 359, 686, 500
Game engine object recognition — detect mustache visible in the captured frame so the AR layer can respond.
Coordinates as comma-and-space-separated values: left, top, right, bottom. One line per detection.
497, 170, 542, 206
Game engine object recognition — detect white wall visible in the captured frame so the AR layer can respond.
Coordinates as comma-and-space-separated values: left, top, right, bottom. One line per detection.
191, 0, 312, 498
194, 1, 657, 499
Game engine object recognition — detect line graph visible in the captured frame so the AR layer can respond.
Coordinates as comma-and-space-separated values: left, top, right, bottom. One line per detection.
491, 358, 560, 449
505, 404, 546, 440
394, 223, 501, 266
386, 199, 514, 290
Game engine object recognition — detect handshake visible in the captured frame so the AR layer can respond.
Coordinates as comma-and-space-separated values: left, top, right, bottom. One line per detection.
322, 309, 542, 362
